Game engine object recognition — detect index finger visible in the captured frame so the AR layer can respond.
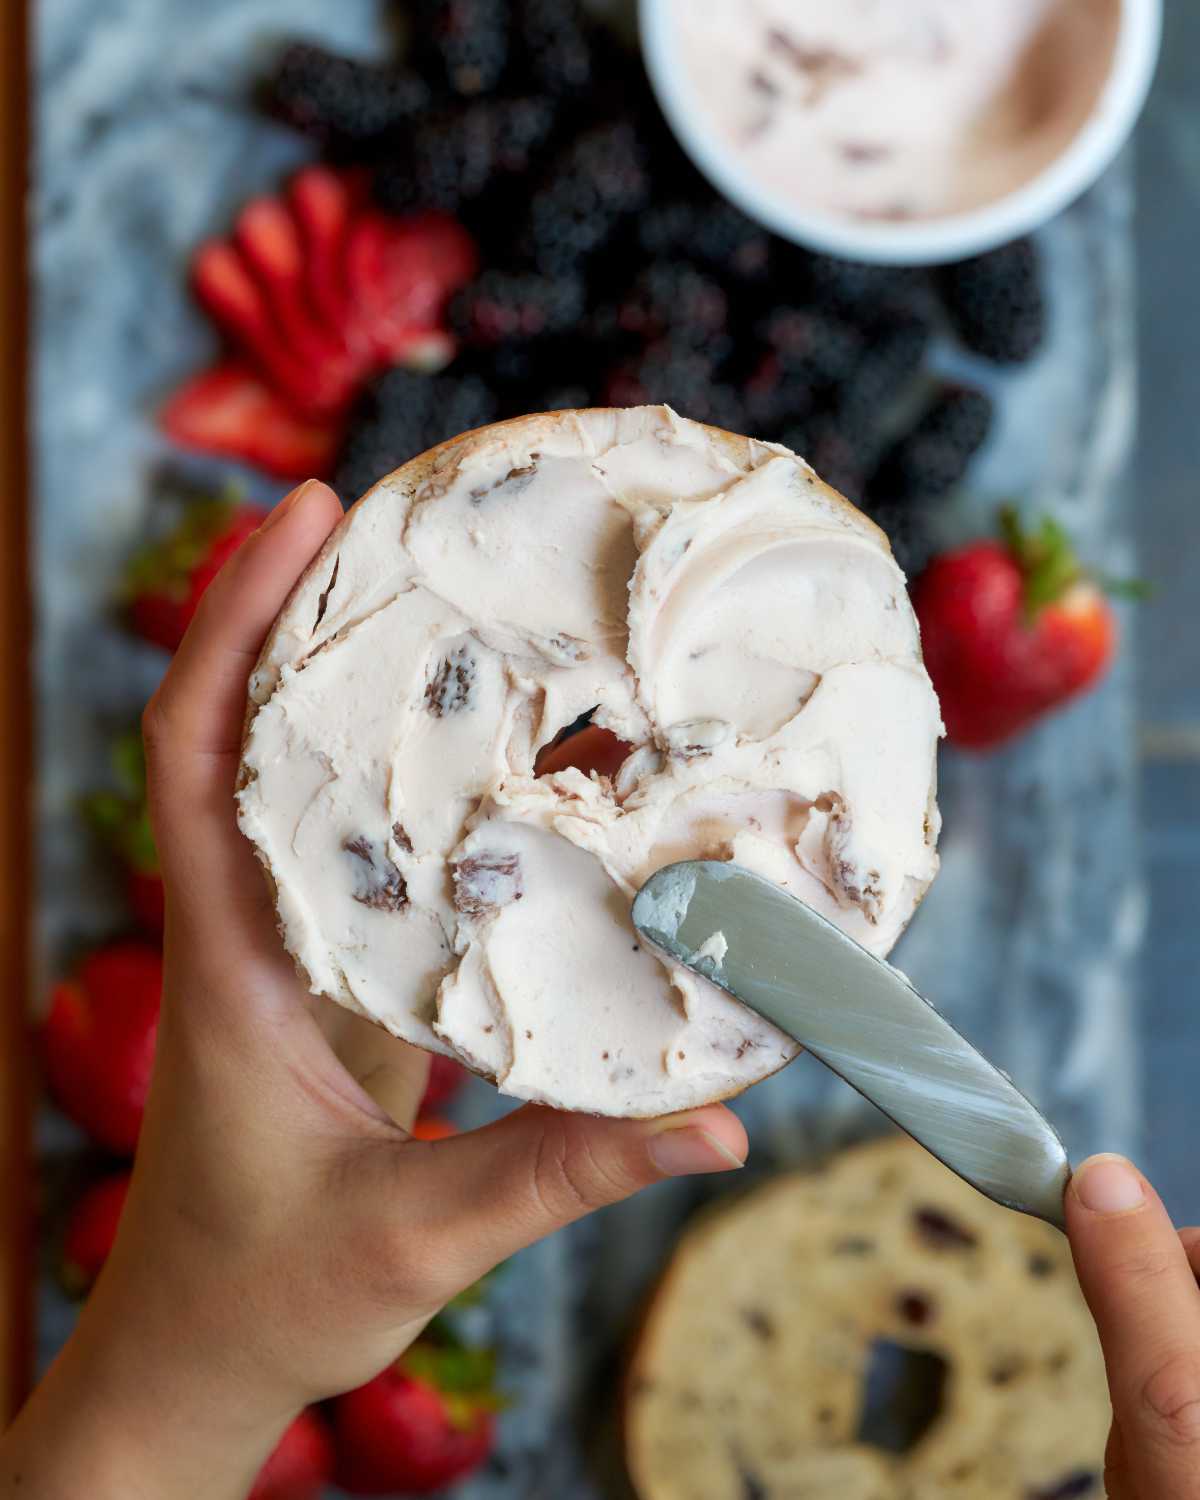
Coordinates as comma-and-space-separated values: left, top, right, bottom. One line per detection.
1067, 1154, 1200, 1499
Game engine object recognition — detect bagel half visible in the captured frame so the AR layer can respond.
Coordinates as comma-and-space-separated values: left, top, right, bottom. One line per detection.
625, 1138, 1108, 1499
237, 406, 942, 1116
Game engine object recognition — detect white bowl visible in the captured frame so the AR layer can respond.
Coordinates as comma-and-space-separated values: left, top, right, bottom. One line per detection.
640, 0, 1161, 265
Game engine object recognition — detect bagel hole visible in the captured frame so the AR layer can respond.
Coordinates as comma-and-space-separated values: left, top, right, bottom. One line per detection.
856, 1340, 948, 1456
536, 708, 595, 765
533, 708, 634, 780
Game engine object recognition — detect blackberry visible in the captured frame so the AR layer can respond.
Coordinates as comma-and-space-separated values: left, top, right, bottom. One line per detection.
335, 369, 500, 501
868, 385, 994, 506
452, 340, 588, 418
607, 342, 745, 432
522, 122, 650, 276
410, 0, 511, 98
540, 383, 592, 412
938, 238, 1046, 364
782, 416, 866, 504
836, 313, 931, 439
762, 309, 864, 394
374, 95, 555, 215
638, 199, 772, 285
860, 500, 938, 580
740, 354, 817, 440
487, 94, 558, 174
265, 43, 430, 150
804, 254, 925, 323
450, 270, 586, 344
615, 261, 729, 352
374, 106, 494, 213
512, 0, 595, 95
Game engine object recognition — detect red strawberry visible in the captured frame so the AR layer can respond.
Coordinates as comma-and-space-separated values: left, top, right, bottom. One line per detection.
913, 510, 1120, 750
288, 166, 361, 340
234, 196, 361, 415
126, 495, 266, 652
250, 1410, 335, 1500
61, 1172, 131, 1295
535, 724, 633, 779
410, 1115, 458, 1142
193, 239, 350, 420
42, 942, 162, 1154
127, 868, 166, 934
333, 1347, 497, 1496
83, 734, 162, 933
166, 173, 478, 477
343, 210, 476, 368
420, 1054, 467, 1113
161, 362, 344, 479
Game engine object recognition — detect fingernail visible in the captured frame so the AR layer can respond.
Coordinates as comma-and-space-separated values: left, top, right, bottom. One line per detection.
649, 1127, 746, 1178
1074, 1154, 1145, 1215
261, 479, 320, 532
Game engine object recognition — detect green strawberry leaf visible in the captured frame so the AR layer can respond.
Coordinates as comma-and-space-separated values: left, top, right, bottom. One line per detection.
112, 733, 147, 795
1000, 506, 1152, 619
80, 734, 159, 873
1098, 576, 1155, 602
123, 490, 244, 601
402, 1341, 505, 1418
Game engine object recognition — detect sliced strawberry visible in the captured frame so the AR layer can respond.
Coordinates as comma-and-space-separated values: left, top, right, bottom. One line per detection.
192, 241, 331, 416
192, 240, 276, 347
235, 196, 361, 414
289, 166, 356, 339
161, 363, 343, 479
344, 210, 477, 367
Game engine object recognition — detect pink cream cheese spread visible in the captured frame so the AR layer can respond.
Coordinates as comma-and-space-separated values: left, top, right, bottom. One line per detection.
669, 0, 1121, 222
238, 408, 942, 1117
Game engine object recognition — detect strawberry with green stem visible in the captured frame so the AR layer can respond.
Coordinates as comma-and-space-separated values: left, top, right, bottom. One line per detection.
83, 732, 162, 934
125, 490, 267, 652
333, 1336, 500, 1495
914, 508, 1140, 751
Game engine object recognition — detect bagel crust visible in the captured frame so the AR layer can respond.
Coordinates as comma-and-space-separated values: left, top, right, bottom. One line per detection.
238, 407, 942, 1117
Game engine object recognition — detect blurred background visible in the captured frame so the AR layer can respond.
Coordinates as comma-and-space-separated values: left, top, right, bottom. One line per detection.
5, 1, 1198, 1496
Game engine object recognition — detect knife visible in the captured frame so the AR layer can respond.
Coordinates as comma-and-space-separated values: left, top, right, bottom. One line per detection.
632, 860, 1072, 1231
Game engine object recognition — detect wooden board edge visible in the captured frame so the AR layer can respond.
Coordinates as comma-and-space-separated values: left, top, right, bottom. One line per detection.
0, 0, 34, 1426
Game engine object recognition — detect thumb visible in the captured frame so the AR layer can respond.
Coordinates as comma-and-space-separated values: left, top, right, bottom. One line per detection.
1066, 1154, 1200, 1500
408, 1103, 748, 1288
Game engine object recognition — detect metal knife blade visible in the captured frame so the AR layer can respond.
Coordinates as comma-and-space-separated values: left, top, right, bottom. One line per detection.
632, 861, 1071, 1231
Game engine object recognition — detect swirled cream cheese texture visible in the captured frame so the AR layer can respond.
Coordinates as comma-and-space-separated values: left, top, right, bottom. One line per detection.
238, 407, 942, 1116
